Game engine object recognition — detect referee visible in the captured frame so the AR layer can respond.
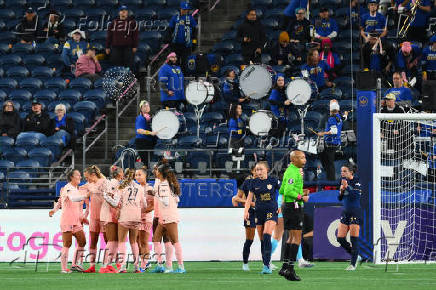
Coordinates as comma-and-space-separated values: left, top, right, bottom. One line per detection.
278, 150, 309, 281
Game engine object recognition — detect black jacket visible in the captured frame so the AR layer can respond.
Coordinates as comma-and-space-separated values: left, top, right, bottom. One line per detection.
380, 104, 405, 114
41, 20, 65, 41
0, 110, 21, 139
16, 15, 39, 43
237, 18, 266, 56
287, 18, 311, 44
23, 111, 54, 136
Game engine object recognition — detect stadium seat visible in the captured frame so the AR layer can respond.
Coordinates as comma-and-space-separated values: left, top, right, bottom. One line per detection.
41, 136, 64, 158
16, 159, 41, 175
0, 42, 10, 55
31, 66, 54, 79
0, 54, 22, 66
202, 112, 224, 126
0, 9, 15, 20
47, 101, 72, 113
35, 42, 57, 57
64, 8, 85, 18
0, 89, 6, 101
305, 111, 324, 130
90, 31, 107, 42
93, 78, 104, 88
44, 78, 67, 91
0, 136, 14, 152
3, 147, 27, 164
68, 111, 86, 136
0, 31, 16, 42
68, 78, 92, 92
83, 89, 106, 109
16, 132, 47, 151
187, 151, 211, 175
8, 89, 32, 106
264, 8, 283, 19
0, 160, 14, 175
28, 147, 54, 167
178, 135, 203, 149
22, 54, 46, 68
73, 101, 98, 122
11, 43, 34, 55
0, 78, 18, 94
213, 41, 235, 54
33, 89, 57, 105
219, 65, 240, 77
87, 8, 107, 19
139, 31, 163, 41
58, 89, 82, 106
146, 0, 166, 7
158, 8, 178, 19
19, 78, 43, 91
135, 8, 157, 20
73, 0, 95, 7
319, 87, 343, 100
6, 66, 29, 78
221, 30, 237, 41
262, 18, 279, 30
7, 170, 31, 188
224, 54, 244, 66
53, 0, 73, 8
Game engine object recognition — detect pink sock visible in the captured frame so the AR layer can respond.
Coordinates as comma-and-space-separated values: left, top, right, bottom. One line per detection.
164, 242, 173, 269
174, 242, 183, 266
72, 246, 84, 266
131, 243, 139, 268
61, 247, 69, 271
104, 242, 113, 266
89, 248, 97, 267
153, 242, 163, 264
118, 242, 126, 266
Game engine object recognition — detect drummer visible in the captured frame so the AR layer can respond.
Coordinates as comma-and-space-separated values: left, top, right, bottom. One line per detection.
228, 104, 245, 149
135, 100, 158, 167
300, 48, 334, 91
269, 73, 292, 119
223, 69, 247, 104
158, 52, 186, 111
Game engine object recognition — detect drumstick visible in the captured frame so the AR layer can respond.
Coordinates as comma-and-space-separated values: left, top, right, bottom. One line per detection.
308, 127, 318, 135
156, 126, 168, 133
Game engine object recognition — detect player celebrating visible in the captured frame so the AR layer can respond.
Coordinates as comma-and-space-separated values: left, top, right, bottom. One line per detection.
135, 167, 155, 272
152, 159, 186, 274
337, 163, 362, 271
279, 150, 309, 281
81, 165, 107, 273
232, 166, 257, 271
49, 170, 88, 273
244, 161, 281, 274
99, 166, 124, 273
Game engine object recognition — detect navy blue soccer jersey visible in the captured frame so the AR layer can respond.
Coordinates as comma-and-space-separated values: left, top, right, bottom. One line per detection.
338, 175, 362, 210
248, 176, 280, 210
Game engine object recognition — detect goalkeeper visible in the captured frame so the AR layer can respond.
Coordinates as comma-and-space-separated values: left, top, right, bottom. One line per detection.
278, 150, 309, 281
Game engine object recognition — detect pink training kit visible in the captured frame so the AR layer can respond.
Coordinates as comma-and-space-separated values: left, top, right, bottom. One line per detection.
153, 179, 180, 224
100, 179, 120, 224
118, 182, 147, 224
59, 183, 87, 232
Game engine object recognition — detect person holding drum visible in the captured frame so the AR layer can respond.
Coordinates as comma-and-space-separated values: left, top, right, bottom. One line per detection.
301, 48, 334, 91
158, 52, 186, 111
135, 100, 158, 167
228, 104, 245, 149
268, 73, 292, 135
237, 8, 266, 64
222, 69, 246, 104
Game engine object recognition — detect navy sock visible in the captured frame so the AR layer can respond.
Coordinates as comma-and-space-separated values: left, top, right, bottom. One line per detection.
289, 243, 299, 265
282, 243, 292, 269
260, 240, 265, 257
262, 234, 272, 267
337, 237, 352, 254
242, 239, 253, 264
350, 236, 360, 266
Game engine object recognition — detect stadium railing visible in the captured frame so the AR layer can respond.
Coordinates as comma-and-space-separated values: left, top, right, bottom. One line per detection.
82, 114, 108, 170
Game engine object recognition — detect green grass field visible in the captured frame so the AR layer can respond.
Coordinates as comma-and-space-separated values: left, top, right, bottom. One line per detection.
1, 261, 436, 290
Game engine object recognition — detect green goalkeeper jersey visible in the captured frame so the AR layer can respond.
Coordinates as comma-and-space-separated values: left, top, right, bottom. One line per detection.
279, 163, 303, 204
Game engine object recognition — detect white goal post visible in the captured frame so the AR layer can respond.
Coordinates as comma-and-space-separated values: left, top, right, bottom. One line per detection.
373, 113, 436, 264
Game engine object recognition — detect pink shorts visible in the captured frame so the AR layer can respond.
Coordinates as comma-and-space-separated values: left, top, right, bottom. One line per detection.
119, 221, 141, 230
60, 224, 83, 233
138, 222, 152, 232
89, 219, 105, 233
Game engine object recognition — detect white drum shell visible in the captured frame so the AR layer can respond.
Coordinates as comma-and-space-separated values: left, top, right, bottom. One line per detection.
152, 110, 180, 139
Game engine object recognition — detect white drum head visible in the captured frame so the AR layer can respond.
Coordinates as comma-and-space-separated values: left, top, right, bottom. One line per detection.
240, 65, 272, 100
204, 81, 215, 103
286, 79, 312, 105
186, 81, 207, 105
249, 111, 273, 136
152, 110, 180, 139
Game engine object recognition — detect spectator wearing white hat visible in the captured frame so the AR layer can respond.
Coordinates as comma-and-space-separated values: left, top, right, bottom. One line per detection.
62, 29, 89, 70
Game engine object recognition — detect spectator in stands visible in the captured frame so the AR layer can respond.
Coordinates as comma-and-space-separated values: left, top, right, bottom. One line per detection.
313, 8, 338, 41
135, 100, 157, 166
361, 32, 395, 75
381, 93, 406, 113
75, 46, 102, 82
319, 38, 342, 82
351, 0, 366, 26
222, 69, 245, 104
106, 5, 139, 71
380, 94, 406, 152
422, 35, 436, 81
237, 9, 266, 64
268, 74, 291, 133
281, 0, 308, 30
396, 41, 421, 85
158, 52, 185, 110
52, 104, 75, 148
360, 0, 387, 43
316, 100, 344, 181
15, 7, 39, 44
385, 71, 413, 104
228, 103, 245, 149
61, 29, 88, 70
23, 99, 53, 136
301, 48, 333, 90
168, 2, 198, 69
0, 101, 21, 139
40, 9, 65, 43
271, 31, 301, 65
286, 8, 311, 54
406, 0, 431, 43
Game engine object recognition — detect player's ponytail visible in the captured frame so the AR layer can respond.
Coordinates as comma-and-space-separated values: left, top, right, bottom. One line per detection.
110, 165, 123, 179
157, 159, 181, 196
85, 165, 105, 179
119, 168, 135, 190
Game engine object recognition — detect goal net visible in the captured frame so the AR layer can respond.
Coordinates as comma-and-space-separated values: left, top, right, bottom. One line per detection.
373, 113, 436, 264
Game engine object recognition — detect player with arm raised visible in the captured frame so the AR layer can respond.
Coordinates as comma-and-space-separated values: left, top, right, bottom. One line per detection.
278, 150, 309, 281
337, 163, 362, 271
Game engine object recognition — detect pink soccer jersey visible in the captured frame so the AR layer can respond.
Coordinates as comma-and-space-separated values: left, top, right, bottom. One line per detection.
87, 178, 106, 221
60, 183, 87, 229
153, 179, 180, 224
100, 179, 120, 223
118, 182, 146, 224
143, 184, 154, 224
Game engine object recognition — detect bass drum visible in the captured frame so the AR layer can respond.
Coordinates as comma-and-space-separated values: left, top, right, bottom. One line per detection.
152, 109, 186, 139
239, 65, 272, 100
248, 110, 278, 136
185, 80, 215, 106
286, 78, 318, 105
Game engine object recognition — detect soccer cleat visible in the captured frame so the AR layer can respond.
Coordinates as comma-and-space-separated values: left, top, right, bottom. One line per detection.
83, 265, 96, 273
242, 263, 250, 271
61, 269, 72, 274
278, 264, 288, 276
164, 268, 174, 273
118, 269, 127, 273
283, 268, 301, 281
261, 265, 272, 274
151, 265, 165, 273
174, 268, 186, 274
116, 263, 121, 270
71, 265, 84, 272
134, 269, 142, 273
106, 265, 117, 273
298, 259, 315, 268
98, 267, 112, 274
269, 263, 278, 271
345, 265, 356, 271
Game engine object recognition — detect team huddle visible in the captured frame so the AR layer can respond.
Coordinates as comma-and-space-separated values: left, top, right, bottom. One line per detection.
49, 160, 185, 274
49, 151, 362, 280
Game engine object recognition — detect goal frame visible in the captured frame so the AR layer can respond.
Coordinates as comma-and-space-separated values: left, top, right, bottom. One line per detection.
373, 113, 436, 264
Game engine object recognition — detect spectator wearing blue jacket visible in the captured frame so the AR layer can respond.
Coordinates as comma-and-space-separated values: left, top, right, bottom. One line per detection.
135, 100, 157, 166
385, 72, 414, 104
228, 103, 245, 149
313, 8, 338, 41
407, 0, 431, 43
268, 74, 292, 119
301, 48, 333, 90
168, 1, 198, 69
360, 0, 387, 43
396, 41, 421, 82
281, 0, 308, 30
158, 52, 186, 110
222, 69, 245, 104
62, 29, 89, 70
422, 35, 436, 81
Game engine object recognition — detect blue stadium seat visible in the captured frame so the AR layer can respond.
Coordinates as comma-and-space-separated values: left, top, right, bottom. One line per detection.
73, 0, 95, 7
146, 0, 166, 6
93, 78, 104, 88
0, 89, 6, 101
0, 42, 10, 54
3, 147, 27, 163
0, 160, 14, 175
221, 30, 237, 41
16, 159, 41, 175
35, 42, 57, 57
135, 8, 157, 20
0, 9, 15, 19
68, 78, 92, 92
158, 8, 178, 19
251, 0, 273, 7
224, 54, 244, 66
44, 78, 67, 91
87, 8, 107, 19
98, 0, 118, 6
5, 0, 26, 8
33, 89, 57, 105
20, 78, 43, 91
213, 41, 235, 54
261, 53, 272, 64
264, 8, 282, 19
28, 147, 54, 167
83, 89, 106, 109
31, 66, 54, 79
0, 78, 18, 92
68, 111, 86, 136
41, 136, 64, 158
8, 89, 32, 106
22, 54, 45, 68
48, 101, 72, 113
305, 111, 324, 130
166, 0, 181, 6
64, 8, 85, 18
90, 31, 107, 42
62, 19, 76, 32
139, 31, 162, 41
7, 171, 31, 188
11, 43, 34, 55
6, 66, 29, 78
0, 54, 22, 66
73, 101, 98, 122
53, 0, 73, 8
0, 31, 16, 42
46, 54, 64, 76
319, 87, 343, 100
58, 89, 82, 106
0, 136, 14, 152
219, 65, 240, 77
16, 132, 47, 151
178, 135, 202, 149
187, 151, 211, 175
202, 112, 224, 126
262, 18, 279, 30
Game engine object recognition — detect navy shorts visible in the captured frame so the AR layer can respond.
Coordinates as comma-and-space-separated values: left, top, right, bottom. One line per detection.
244, 207, 256, 228
255, 207, 278, 226
340, 209, 362, 226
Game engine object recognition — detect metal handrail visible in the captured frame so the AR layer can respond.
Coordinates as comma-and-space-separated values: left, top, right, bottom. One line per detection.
115, 80, 140, 145
82, 114, 108, 170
